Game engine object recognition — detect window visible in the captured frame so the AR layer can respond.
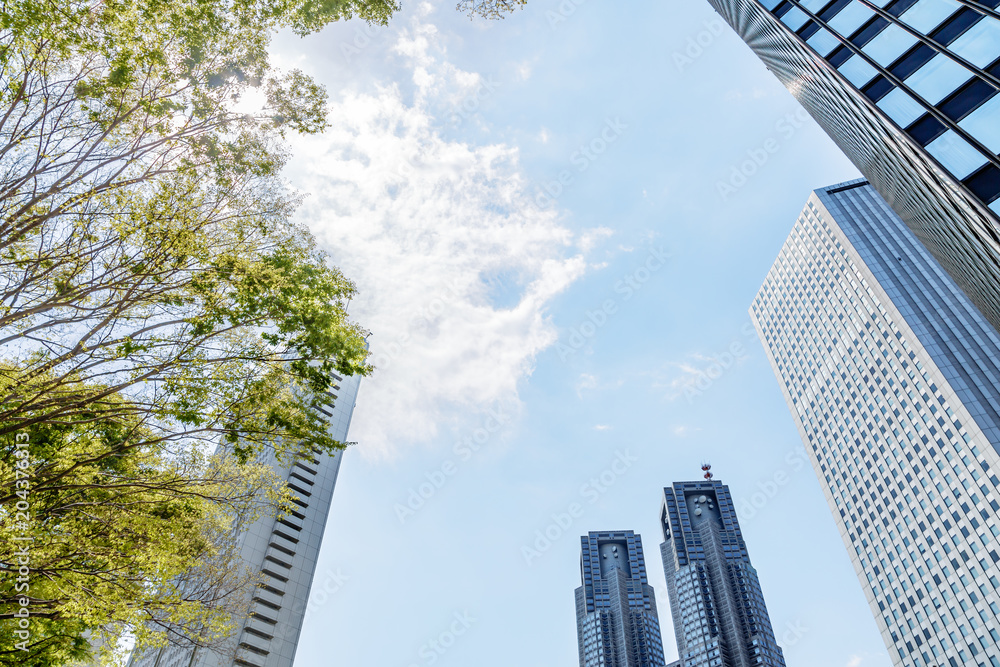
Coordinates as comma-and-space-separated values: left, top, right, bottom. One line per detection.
906, 113, 947, 144
964, 164, 1000, 205
864, 24, 919, 65
800, 20, 822, 39
890, 43, 936, 79
939, 80, 996, 122
905, 53, 973, 104
840, 54, 880, 87
959, 95, 1000, 153
929, 7, 983, 46
829, 1, 876, 35
852, 17, 890, 46
899, 0, 962, 33
781, 6, 811, 31
949, 17, 1000, 68
863, 75, 895, 101
808, 27, 842, 56
820, 0, 853, 20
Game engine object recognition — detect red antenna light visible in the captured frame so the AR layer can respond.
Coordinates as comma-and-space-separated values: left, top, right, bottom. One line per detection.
701, 463, 713, 480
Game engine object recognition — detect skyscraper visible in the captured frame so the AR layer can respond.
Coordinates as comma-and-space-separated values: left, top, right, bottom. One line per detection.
128, 372, 362, 667
659, 476, 787, 667
704, 0, 1000, 331
750, 179, 1000, 665
575, 530, 667, 667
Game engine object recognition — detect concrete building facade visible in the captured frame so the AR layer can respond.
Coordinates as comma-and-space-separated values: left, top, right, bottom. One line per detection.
128, 372, 361, 667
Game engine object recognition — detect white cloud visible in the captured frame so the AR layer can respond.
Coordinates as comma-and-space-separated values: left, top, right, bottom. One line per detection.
515, 60, 533, 82
592, 424, 612, 431
285, 14, 589, 459
672, 425, 701, 437
574, 372, 623, 398
653, 350, 748, 402
576, 373, 598, 397
578, 226, 613, 253
846, 656, 862, 667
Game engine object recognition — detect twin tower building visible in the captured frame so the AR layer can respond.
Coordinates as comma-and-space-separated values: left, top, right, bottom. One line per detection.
575, 475, 787, 667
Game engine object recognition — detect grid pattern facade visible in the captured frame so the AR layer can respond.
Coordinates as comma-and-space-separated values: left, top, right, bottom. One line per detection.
749, 180, 1000, 666
659, 481, 786, 667
128, 372, 362, 667
575, 531, 667, 667
705, 0, 1000, 333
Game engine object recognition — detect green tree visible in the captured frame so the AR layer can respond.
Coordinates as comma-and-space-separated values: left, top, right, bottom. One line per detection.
457, 0, 527, 18
0, 387, 293, 665
0, 0, 400, 663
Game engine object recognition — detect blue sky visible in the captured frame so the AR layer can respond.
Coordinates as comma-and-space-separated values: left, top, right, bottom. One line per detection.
271, 1, 892, 665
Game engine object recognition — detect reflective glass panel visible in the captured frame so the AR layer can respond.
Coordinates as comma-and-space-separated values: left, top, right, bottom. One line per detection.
801, 0, 827, 11
863, 24, 919, 66
781, 6, 810, 30
839, 54, 880, 87
949, 17, 1000, 68
808, 27, 842, 56
925, 130, 988, 179
828, 1, 876, 36
878, 88, 927, 127
959, 95, 1000, 153
905, 53, 973, 104
900, 0, 962, 33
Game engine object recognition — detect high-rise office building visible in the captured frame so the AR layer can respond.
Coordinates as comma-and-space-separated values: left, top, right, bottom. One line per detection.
659, 477, 787, 667
750, 179, 1000, 665
704, 0, 1000, 330
575, 531, 667, 667
128, 372, 362, 667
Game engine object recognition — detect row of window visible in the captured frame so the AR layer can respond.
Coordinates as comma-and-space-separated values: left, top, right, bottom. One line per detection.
750, 198, 1000, 665
764, 0, 1000, 210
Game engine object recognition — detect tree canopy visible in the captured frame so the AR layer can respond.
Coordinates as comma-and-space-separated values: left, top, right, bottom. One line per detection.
457, 0, 528, 19
0, 0, 397, 663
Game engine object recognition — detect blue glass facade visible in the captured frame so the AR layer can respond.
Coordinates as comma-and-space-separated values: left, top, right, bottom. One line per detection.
705, 0, 1000, 334
659, 480, 786, 667
751, 180, 1000, 665
576, 531, 667, 667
